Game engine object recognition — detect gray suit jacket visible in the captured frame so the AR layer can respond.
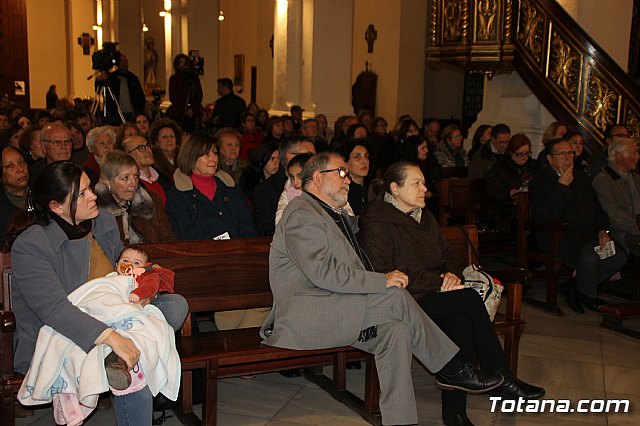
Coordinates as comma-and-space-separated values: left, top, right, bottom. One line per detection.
260, 192, 387, 350
593, 165, 640, 251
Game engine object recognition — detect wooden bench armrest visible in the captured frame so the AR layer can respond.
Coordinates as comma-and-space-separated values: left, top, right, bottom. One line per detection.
1, 310, 15, 333
504, 281, 523, 322
490, 268, 532, 285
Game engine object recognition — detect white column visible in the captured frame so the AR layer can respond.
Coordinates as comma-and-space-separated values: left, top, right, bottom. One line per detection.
271, 0, 289, 111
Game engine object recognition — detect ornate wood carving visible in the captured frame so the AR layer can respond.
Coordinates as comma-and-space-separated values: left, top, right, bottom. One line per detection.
476, 0, 498, 41
584, 67, 619, 132
518, 0, 544, 66
548, 29, 581, 106
443, 2, 463, 42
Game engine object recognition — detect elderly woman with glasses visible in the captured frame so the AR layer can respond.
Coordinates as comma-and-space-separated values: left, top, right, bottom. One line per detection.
486, 133, 541, 233
84, 126, 116, 185
94, 150, 175, 244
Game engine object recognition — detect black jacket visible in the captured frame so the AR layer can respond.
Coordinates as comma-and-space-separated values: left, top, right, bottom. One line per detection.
98, 70, 146, 124
252, 169, 287, 236
529, 165, 609, 267
211, 92, 246, 129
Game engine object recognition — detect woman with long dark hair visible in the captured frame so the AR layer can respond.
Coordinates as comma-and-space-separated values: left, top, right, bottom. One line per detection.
8, 161, 187, 425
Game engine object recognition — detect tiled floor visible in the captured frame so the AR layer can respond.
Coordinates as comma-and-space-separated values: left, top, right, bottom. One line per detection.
16, 283, 640, 425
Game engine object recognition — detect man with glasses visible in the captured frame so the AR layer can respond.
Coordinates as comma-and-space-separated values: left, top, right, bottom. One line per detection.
530, 139, 627, 313
29, 122, 73, 184
123, 135, 170, 206
261, 152, 501, 426
469, 123, 511, 178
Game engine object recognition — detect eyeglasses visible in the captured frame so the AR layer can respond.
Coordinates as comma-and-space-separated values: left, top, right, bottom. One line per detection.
513, 151, 531, 158
320, 167, 350, 180
610, 133, 630, 138
127, 143, 150, 154
42, 139, 73, 148
550, 151, 575, 158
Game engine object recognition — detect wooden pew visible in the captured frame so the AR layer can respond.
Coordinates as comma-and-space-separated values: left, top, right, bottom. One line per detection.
1, 230, 526, 426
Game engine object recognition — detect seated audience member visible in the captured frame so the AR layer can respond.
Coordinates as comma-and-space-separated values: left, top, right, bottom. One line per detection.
239, 112, 264, 161
75, 110, 94, 134
17, 115, 32, 130
0, 124, 24, 150
0, 111, 10, 130
282, 115, 296, 137
536, 121, 570, 167
400, 135, 441, 217
469, 123, 510, 178
424, 118, 441, 150
262, 116, 285, 145
116, 123, 139, 149
123, 135, 170, 206
30, 122, 73, 183
262, 152, 504, 426
253, 138, 316, 236
84, 126, 116, 185
275, 153, 312, 225
18, 124, 44, 166
1, 146, 29, 245
529, 139, 627, 313
369, 117, 395, 175
166, 131, 256, 240
34, 110, 52, 127
486, 134, 540, 233
216, 127, 249, 184
468, 124, 492, 160
341, 139, 370, 215
591, 123, 630, 172
148, 118, 181, 181
135, 113, 151, 137
290, 105, 304, 132
95, 150, 175, 244
592, 138, 640, 256
358, 161, 545, 426
240, 142, 280, 201
434, 124, 469, 168
568, 130, 600, 180
8, 161, 187, 426
330, 115, 357, 151
67, 121, 90, 166
256, 109, 269, 131
358, 109, 374, 133
315, 113, 333, 142
302, 118, 330, 153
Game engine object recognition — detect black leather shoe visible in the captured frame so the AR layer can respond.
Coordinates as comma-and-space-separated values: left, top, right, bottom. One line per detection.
560, 279, 584, 314
491, 376, 545, 400
436, 364, 503, 394
576, 292, 607, 312
443, 413, 475, 426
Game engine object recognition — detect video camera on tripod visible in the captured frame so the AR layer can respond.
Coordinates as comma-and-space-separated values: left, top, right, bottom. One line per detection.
90, 42, 126, 124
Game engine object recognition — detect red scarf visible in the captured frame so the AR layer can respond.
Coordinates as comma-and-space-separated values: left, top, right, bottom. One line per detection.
190, 172, 217, 201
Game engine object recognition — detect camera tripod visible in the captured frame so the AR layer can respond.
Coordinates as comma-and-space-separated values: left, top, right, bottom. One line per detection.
91, 79, 126, 125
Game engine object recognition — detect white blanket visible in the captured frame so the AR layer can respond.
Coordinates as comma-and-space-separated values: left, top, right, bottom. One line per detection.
18, 274, 181, 424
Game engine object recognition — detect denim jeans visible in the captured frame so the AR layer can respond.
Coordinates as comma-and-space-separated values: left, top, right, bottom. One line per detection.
152, 293, 189, 331
113, 385, 153, 425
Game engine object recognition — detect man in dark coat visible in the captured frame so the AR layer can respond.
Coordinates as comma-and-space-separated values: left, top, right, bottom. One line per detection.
97, 53, 146, 125
468, 123, 510, 178
529, 139, 627, 313
210, 77, 246, 130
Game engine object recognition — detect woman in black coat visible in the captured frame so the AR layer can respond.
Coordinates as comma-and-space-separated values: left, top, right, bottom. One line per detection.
357, 162, 544, 426
486, 134, 540, 233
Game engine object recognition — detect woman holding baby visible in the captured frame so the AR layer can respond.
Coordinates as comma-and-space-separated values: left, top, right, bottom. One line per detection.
7, 160, 187, 425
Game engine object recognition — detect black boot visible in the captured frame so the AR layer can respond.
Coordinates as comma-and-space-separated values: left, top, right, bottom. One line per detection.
560, 278, 584, 314
491, 375, 545, 399
443, 413, 475, 426
436, 364, 503, 394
